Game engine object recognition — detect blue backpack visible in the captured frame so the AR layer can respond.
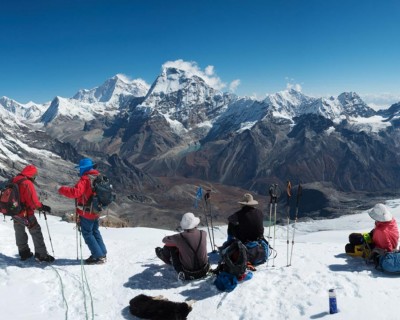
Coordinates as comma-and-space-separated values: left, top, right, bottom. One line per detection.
214, 271, 238, 292
245, 239, 270, 265
378, 251, 400, 274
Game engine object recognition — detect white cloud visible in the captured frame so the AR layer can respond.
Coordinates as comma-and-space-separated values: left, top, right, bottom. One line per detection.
204, 65, 214, 76
115, 73, 132, 82
360, 93, 400, 110
284, 77, 302, 92
229, 79, 240, 92
286, 82, 302, 92
162, 60, 226, 90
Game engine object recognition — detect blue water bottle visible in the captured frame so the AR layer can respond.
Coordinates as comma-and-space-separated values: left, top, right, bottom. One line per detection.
329, 289, 338, 314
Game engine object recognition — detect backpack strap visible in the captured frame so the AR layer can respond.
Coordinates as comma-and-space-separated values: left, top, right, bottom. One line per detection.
180, 231, 203, 270
14, 177, 28, 210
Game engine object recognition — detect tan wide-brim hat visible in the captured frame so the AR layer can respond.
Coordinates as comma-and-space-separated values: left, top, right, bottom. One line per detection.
180, 212, 200, 230
368, 203, 393, 222
238, 193, 258, 206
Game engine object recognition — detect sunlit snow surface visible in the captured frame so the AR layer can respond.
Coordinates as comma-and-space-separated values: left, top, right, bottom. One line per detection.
1, 199, 400, 319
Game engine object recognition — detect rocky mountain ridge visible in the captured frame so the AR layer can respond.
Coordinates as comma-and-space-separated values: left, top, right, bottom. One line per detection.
1, 65, 399, 228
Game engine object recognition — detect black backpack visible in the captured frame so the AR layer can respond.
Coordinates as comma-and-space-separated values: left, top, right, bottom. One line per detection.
0, 178, 27, 216
90, 175, 116, 213
218, 240, 248, 277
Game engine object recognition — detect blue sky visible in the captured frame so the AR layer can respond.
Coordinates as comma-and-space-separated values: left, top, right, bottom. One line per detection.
1, 0, 400, 108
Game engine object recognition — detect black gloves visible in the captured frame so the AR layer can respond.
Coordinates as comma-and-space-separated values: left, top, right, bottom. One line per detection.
41, 204, 51, 213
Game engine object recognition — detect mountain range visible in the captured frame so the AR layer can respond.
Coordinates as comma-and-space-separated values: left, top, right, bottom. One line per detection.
1, 65, 400, 228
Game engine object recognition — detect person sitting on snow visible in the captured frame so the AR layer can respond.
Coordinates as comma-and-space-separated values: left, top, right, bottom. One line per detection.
368, 203, 399, 252
155, 212, 210, 280
226, 193, 264, 245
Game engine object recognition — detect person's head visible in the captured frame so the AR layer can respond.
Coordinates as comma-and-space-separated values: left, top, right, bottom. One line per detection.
238, 193, 258, 207
180, 212, 200, 230
368, 203, 393, 222
20, 164, 38, 181
75, 158, 96, 177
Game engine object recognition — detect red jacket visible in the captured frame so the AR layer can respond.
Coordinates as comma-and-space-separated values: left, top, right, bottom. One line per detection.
373, 218, 399, 252
12, 165, 42, 217
58, 169, 99, 220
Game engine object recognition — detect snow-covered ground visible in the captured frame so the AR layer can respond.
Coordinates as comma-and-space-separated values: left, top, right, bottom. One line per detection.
1, 199, 400, 320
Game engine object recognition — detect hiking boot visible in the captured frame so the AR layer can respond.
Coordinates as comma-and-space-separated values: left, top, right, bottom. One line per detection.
20, 249, 33, 261
85, 255, 106, 265
35, 253, 55, 263
177, 271, 186, 281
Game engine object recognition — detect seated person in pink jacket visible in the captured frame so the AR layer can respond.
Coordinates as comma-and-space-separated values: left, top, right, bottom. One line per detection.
368, 203, 399, 252
155, 212, 210, 281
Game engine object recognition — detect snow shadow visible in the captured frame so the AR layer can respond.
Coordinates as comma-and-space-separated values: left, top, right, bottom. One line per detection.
310, 311, 330, 319
328, 253, 370, 272
124, 263, 185, 290
120, 305, 134, 320
0, 253, 83, 269
178, 277, 220, 301
123, 263, 220, 301
0, 253, 46, 269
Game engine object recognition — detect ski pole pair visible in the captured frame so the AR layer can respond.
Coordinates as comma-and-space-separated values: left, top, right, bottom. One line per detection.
202, 189, 217, 252
285, 182, 302, 267
266, 182, 302, 267
194, 186, 217, 253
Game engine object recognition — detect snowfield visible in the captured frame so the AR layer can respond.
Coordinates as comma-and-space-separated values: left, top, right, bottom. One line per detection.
1, 200, 400, 320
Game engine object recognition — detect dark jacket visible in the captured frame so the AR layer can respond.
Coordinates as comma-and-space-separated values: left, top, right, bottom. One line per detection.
13, 165, 42, 217
58, 169, 100, 220
162, 228, 208, 271
228, 205, 264, 243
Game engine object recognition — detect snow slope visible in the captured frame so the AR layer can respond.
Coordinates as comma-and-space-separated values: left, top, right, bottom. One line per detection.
1, 200, 400, 320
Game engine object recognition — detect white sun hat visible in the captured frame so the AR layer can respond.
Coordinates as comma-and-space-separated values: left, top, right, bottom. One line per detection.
368, 203, 393, 222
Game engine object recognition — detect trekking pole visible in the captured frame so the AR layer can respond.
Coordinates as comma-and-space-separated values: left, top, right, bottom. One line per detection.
42, 211, 55, 257
76, 213, 79, 260
272, 184, 280, 267
286, 180, 292, 267
75, 200, 79, 260
196, 187, 213, 252
289, 183, 302, 266
205, 189, 217, 252
267, 186, 273, 239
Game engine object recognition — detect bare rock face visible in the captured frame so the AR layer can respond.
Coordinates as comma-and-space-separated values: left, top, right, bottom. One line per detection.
2, 70, 400, 228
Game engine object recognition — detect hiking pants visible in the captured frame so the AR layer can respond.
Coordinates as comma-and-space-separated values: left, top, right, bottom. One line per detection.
160, 246, 183, 273
80, 216, 107, 259
14, 215, 47, 256
160, 246, 209, 279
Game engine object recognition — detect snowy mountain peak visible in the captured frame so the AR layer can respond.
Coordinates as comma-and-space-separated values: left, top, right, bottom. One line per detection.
147, 66, 208, 96
264, 89, 315, 119
0, 96, 46, 121
72, 75, 149, 104
337, 92, 376, 117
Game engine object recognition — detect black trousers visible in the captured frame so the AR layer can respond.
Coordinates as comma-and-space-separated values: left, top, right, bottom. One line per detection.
159, 246, 183, 273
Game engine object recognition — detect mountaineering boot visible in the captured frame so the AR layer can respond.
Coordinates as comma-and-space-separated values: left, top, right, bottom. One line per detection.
34, 253, 55, 263
85, 255, 106, 265
20, 249, 33, 261
177, 271, 186, 281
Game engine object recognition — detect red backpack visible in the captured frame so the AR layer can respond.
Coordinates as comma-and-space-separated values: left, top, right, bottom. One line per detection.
0, 178, 26, 216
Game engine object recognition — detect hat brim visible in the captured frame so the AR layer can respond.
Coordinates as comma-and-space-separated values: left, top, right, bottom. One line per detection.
75, 164, 96, 169
368, 210, 392, 222
238, 200, 258, 206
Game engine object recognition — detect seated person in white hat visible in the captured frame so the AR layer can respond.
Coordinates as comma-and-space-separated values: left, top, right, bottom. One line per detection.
155, 212, 210, 280
368, 203, 399, 252
227, 193, 264, 244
